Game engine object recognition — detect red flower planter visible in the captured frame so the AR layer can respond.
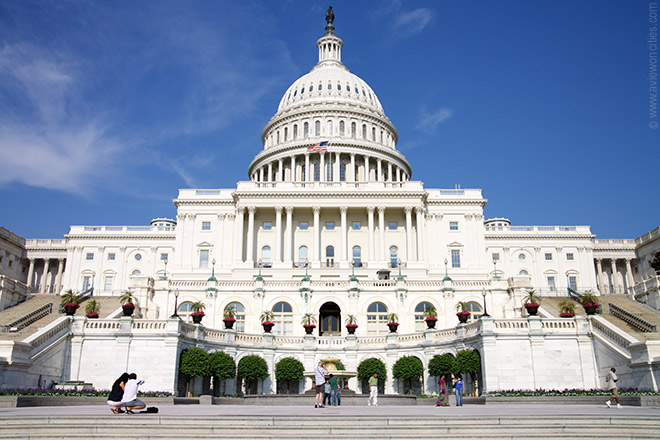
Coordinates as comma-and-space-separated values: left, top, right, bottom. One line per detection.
424, 317, 437, 329
525, 303, 540, 316
303, 324, 316, 335
346, 324, 358, 335
262, 322, 274, 333
191, 312, 205, 324
456, 312, 470, 323
223, 318, 236, 329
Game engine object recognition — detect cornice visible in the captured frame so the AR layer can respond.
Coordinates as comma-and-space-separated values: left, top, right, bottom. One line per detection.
485, 234, 596, 241
174, 199, 234, 207
64, 234, 176, 241
233, 191, 427, 200
427, 200, 487, 207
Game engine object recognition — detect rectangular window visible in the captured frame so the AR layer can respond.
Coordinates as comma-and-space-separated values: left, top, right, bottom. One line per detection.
451, 250, 461, 268
449, 221, 459, 231
107, 253, 116, 261
492, 253, 500, 262
263, 221, 272, 230
568, 276, 578, 291
82, 276, 91, 291
547, 276, 556, 291
388, 221, 398, 230
199, 249, 210, 268
326, 221, 335, 230
160, 253, 168, 261
86, 253, 94, 261
299, 221, 309, 230
104, 276, 113, 292
352, 221, 361, 230
201, 222, 211, 231
566, 253, 574, 261
545, 253, 553, 261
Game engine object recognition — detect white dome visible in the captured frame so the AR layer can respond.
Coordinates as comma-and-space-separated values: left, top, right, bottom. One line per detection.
277, 63, 385, 115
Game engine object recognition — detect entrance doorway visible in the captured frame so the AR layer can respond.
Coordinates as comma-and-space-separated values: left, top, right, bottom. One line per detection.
319, 302, 341, 336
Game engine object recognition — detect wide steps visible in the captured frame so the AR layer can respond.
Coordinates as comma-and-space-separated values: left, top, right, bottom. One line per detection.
2, 415, 660, 440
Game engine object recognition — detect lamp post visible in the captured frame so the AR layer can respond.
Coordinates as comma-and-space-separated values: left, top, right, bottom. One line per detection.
492, 260, 500, 280
443, 258, 451, 281
171, 288, 180, 318
397, 258, 404, 281
160, 259, 168, 280
481, 288, 490, 318
90, 271, 96, 296
211, 258, 216, 279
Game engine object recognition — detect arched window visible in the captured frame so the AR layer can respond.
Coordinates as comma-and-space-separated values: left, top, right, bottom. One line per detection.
326, 246, 335, 267
284, 127, 288, 141
389, 246, 398, 268
352, 246, 362, 267
314, 163, 320, 181
131, 269, 141, 276
340, 163, 346, 181
293, 124, 298, 139
226, 302, 245, 332
304, 122, 309, 137
367, 302, 388, 335
466, 301, 483, 321
351, 122, 356, 138
276, 131, 280, 143
362, 124, 367, 139
339, 120, 345, 136
327, 120, 333, 136
519, 269, 529, 275
415, 302, 434, 331
272, 302, 293, 335
301, 164, 306, 182
372, 127, 376, 140
177, 302, 194, 323
298, 246, 308, 266
261, 246, 271, 267
315, 120, 321, 136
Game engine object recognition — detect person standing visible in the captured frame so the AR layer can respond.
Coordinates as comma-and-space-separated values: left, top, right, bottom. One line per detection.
323, 378, 331, 406
367, 372, 379, 406
435, 374, 450, 407
121, 373, 146, 414
328, 374, 339, 406
314, 361, 328, 408
605, 367, 622, 408
454, 375, 464, 407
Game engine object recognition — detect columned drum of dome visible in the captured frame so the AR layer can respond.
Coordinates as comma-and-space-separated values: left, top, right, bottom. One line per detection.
249, 15, 410, 185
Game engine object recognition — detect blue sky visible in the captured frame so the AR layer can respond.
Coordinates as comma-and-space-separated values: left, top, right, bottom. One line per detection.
0, 0, 657, 240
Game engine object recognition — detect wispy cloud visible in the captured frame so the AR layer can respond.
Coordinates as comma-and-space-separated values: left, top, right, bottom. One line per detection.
394, 8, 434, 37
0, 44, 122, 194
416, 107, 453, 133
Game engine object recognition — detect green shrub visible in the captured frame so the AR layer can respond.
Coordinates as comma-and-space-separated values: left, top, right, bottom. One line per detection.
237, 355, 269, 395
428, 353, 455, 378
357, 358, 387, 381
275, 357, 304, 394
392, 356, 424, 395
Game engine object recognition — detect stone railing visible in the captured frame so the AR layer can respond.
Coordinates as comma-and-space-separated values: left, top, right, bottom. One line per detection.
2, 303, 53, 332
23, 316, 71, 356
24, 239, 66, 248
633, 275, 660, 298
590, 316, 639, 351
635, 226, 660, 245
608, 304, 657, 332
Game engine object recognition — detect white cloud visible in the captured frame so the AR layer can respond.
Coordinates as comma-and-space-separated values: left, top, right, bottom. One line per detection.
416, 107, 453, 132
394, 8, 434, 36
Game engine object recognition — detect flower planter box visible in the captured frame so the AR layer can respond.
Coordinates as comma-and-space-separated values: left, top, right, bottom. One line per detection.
63, 304, 79, 316
456, 313, 470, 323
122, 304, 135, 317
424, 318, 437, 329
346, 324, 358, 335
303, 324, 316, 335
191, 313, 204, 324
262, 322, 274, 333
387, 322, 399, 333
583, 304, 599, 315
223, 318, 236, 329
85, 313, 99, 319
525, 304, 540, 316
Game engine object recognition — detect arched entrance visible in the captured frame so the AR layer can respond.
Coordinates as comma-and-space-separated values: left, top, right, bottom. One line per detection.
319, 302, 341, 336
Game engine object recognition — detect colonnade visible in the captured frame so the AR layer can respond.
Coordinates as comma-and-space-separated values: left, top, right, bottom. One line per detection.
26, 258, 66, 294
595, 258, 634, 294
250, 151, 408, 184
234, 205, 425, 267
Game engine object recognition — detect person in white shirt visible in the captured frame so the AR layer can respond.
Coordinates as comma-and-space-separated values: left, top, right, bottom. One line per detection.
605, 367, 622, 408
314, 362, 328, 408
121, 373, 146, 414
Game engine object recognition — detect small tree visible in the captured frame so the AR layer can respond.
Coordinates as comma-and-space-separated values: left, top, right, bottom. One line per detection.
208, 351, 236, 396
274, 357, 304, 394
428, 353, 455, 385
392, 356, 424, 395
357, 358, 387, 394
119, 290, 137, 306
453, 349, 481, 396
237, 355, 269, 395
651, 251, 660, 274
84, 299, 100, 317
179, 347, 210, 396
335, 360, 346, 371
60, 289, 80, 306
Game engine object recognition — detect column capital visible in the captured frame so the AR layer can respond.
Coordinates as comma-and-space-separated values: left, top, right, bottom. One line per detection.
340, 206, 348, 214
286, 206, 294, 215
404, 206, 413, 215
415, 205, 425, 214
275, 206, 283, 214
377, 206, 386, 214
236, 206, 245, 215
367, 206, 375, 214
313, 206, 321, 215
248, 206, 257, 215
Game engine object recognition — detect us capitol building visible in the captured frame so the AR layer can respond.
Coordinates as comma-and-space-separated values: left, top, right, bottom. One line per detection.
1, 13, 659, 396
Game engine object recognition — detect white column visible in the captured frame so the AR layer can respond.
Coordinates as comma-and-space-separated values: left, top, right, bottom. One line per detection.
55, 259, 64, 294
268, 163, 273, 182
313, 206, 321, 266
610, 259, 618, 294
285, 206, 294, 264
378, 206, 386, 262
405, 207, 413, 262
364, 156, 370, 182
258, 168, 264, 182
234, 207, 245, 263
278, 159, 284, 182
367, 207, 375, 262
334, 152, 340, 183
377, 159, 382, 182
625, 259, 634, 293
397, 167, 402, 182
305, 154, 311, 182
40, 259, 50, 293
388, 162, 392, 182
350, 153, 356, 182
246, 207, 256, 265
290, 156, 295, 182
26, 259, 35, 291
596, 258, 604, 293
340, 206, 348, 263
415, 206, 425, 261
275, 207, 283, 263
320, 153, 325, 182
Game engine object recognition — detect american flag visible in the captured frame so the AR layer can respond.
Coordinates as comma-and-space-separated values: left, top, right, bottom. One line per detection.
307, 141, 329, 152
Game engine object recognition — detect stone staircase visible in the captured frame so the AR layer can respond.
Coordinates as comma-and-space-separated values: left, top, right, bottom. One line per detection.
540, 295, 660, 341
1, 413, 659, 439
0, 295, 122, 341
